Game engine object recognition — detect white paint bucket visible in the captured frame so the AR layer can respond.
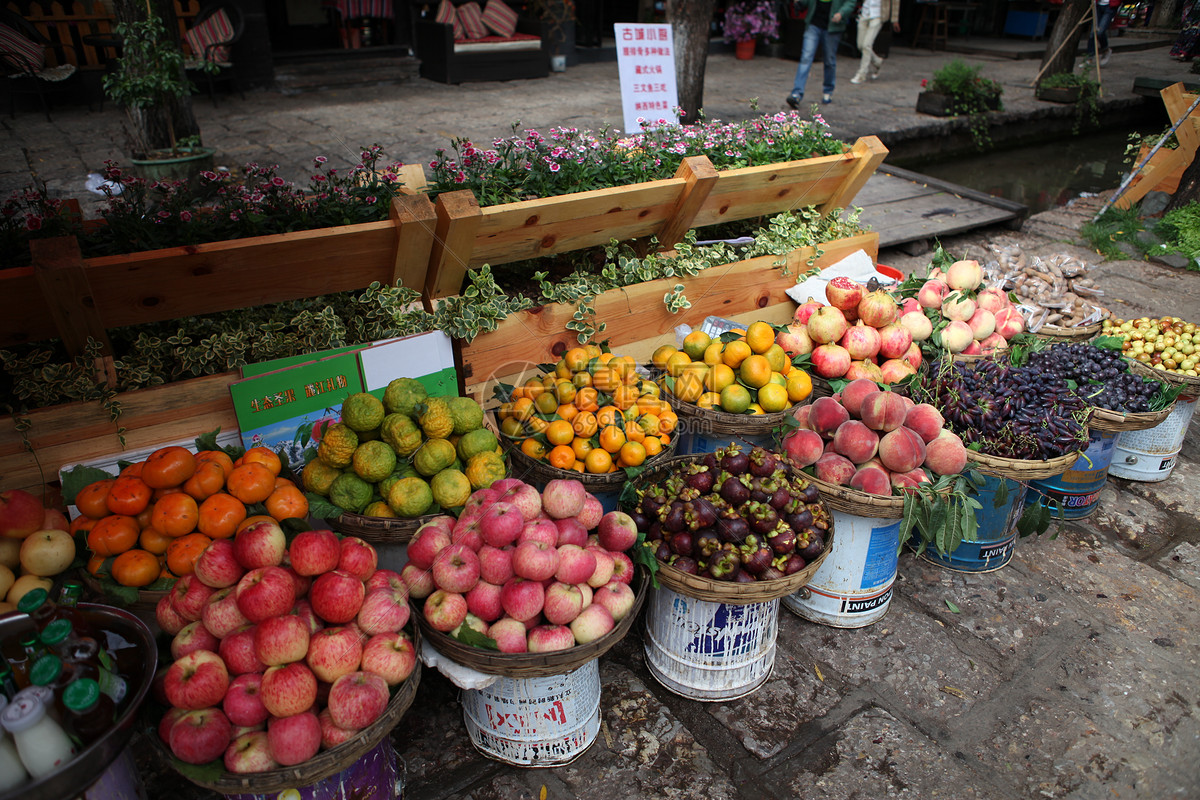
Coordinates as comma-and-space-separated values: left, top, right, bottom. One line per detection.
782, 510, 899, 628
643, 586, 779, 701
460, 660, 600, 767
673, 426, 778, 456
1108, 394, 1198, 482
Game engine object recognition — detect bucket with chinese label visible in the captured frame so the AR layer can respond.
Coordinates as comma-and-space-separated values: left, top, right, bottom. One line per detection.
783, 510, 899, 628
223, 740, 404, 800
1108, 394, 1199, 482
1026, 430, 1117, 519
920, 474, 1027, 573
643, 586, 779, 701
460, 660, 601, 767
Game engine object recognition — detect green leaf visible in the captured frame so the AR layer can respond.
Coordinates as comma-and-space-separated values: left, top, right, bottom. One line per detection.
96, 576, 140, 607
194, 428, 225, 452
453, 626, 499, 650
1092, 335, 1125, 351
169, 755, 227, 784
945, 599, 960, 613
60, 464, 118, 505
993, 479, 1008, 508
306, 493, 345, 521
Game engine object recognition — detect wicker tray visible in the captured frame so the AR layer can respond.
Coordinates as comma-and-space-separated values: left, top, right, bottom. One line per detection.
1035, 318, 1104, 342
1126, 357, 1200, 393
1087, 402, 1177, 433
327, 510, 439, 544
664, 392, 794, 444
803, 474, 906, 519
417, 570, 647, 678
79, 570, 169, 613
504, 434, 676, 491
157, 625, 422, 794
965, 447, 1083, 480
623, 453, 835, 604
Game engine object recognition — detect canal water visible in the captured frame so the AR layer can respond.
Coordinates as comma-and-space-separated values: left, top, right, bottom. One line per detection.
898, 126, 1162, 214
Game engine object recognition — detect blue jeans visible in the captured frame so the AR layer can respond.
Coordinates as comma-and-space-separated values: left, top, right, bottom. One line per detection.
1087, 3, 1116, 54
791, 23, 843, 99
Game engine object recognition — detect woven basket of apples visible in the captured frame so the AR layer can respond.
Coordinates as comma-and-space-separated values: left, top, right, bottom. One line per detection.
781, 380, 972, 516
151, 528, 420, 792
622, 447, 835, 604
411, 477, 646, 678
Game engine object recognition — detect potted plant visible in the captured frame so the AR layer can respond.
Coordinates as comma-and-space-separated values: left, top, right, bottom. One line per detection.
722, 0, 780, 60
103, 5, 216, 181
1036, 71, 1100, 134
527, 0, 576, 71
916, 59, 1003, 149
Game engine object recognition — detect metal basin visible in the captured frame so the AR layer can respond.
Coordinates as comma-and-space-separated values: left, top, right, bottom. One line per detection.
0, 602, 157, 800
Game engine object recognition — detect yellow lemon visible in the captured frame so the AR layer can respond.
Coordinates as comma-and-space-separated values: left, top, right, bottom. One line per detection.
719, 384, 753, 414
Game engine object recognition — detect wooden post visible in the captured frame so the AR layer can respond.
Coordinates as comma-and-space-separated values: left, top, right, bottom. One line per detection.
819, 136, 889, 217
423, 190, 482, 303
388, 194, 438, 292
655, 156, 719, 250
30, 237, 112, 359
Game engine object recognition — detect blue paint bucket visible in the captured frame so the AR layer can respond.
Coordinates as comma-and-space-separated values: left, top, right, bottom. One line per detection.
673, 423, 778, 456
919, 474, 1027, 573
1027, 430, 1117, 519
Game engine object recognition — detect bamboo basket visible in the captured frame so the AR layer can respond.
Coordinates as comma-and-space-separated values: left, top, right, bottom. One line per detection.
1087, 402, 1177, 433
503, 434, 676, 491
1126, 357, 1200, 393
965, 447, 1083, 480
663, 393, 795, 448
327, 511, 440, 544
803, 474, 906, 519
416, 570, 647, 678
1034, 318, 1104, 342
623, 453, 834, 604
157, 626, 422, 794
79, 570, 168, 614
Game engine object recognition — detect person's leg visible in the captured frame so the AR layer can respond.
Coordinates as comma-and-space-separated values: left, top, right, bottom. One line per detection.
1096, 4, 1115, 52
853, 17, 883, 82
821, 28, 842, 98
790, 23, 824, 102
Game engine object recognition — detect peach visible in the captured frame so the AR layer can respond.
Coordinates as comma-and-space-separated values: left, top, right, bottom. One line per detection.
899, 311, 933, 342
806, 306, 849, 345
995, 307, 1025, 339
903, 342, 923, 371
961, 340, 983, 356
925, 431, 968, 476
792, 403, 815, 431
813, 452, 857, 485
979, 332, 1009, 353
849, 465, 892, 496
809, 396, 850, 438
783, 429, 825, 468
831, 420, 879, 464
840, 379, 880, 418
941, 292, 977, 322
904, 404, 945, 443
859, 391, 908, 432
877, 324, 913, 360
939, 320, 974, 353
917, 279, 948, 309
811, 343, 852, 379
840, 323, 881, 361
968, 309, 996, 340
844, 360, 884, 382
890, 470, 926, 492
879, 358, 916, 384
946, 259, 984, 292
878, 426, 927, 474
976, 287, 1009, 314
901, 297, 921, 316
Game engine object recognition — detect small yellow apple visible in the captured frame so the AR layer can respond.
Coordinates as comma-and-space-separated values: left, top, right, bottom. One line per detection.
7, 574, 52, 606
19, 529, 75, 577
0, 564, 13, 602
0, 539, 20, 571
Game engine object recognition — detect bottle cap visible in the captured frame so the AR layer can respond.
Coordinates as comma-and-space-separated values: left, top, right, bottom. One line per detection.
28, 655, 62, 687
18, 633, 38, 648
40, 619, 73, 648
62, 679, 101, 713
14, 685, 53, 709
16, 588, 49, 615
0, 695, 45, 734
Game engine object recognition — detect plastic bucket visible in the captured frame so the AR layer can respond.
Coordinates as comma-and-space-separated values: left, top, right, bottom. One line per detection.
643, 586, 779, 701
782, 510, 898, 628
461, 660, 601, 767
921, 475, 1026, 573
82, 747, 143, 799
224, 739, 403, 799
1108, 394, 1199, 482
673, 425, 777, 456
1027, 430, 1117, 519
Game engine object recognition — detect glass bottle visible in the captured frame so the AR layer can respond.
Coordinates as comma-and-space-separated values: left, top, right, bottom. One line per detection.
0, 697, 29, 791
0, 664, 15, 702
40, 620, 127, 704
27, 655, 75, 721
0, 693, 76, 779
55, 580, 98, 639
61, 678, 114, 748
8, 635, 43, 689
15, 588, 57, 630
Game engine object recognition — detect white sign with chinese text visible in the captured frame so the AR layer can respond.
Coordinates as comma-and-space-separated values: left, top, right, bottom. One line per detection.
614, 23, 679, 134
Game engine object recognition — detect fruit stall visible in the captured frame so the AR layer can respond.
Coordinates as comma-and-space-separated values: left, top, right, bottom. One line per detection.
0, 118, 1196, 797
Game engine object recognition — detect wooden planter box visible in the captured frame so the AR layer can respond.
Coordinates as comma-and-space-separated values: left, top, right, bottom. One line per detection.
1035, 85, 1082, 104
916, 91, 1000, 116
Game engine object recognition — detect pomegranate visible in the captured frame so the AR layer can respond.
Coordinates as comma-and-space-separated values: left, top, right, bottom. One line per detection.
839, 323, 881, 361
902, 341, 923, 370
856, 290, 899, 328
844, 359, 884, 382
806, 306, 849, 345
824, 277, 866, 312
811, 343, 851, 379
877, 323, 913, 360
793, 300, 824, 326
776, 324, 814, 357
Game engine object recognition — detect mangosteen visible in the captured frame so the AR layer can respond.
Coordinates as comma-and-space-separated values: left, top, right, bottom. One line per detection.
685, 464, 716, 495
748, 447, 778, 478
800, 484, 820, 504
654, 541, 672, 562
690, 496, 718, 529
640, 491, 666, 518
646, 522, 664, 542
734, 570, 757, 583
741, 545, 773, 576
746, 502, 779, 535
782, 553, 807, 575
749, 476, 770, 504
716, 512, 750, 544
767, 525, 797, 555
629, 510, 651, 532
720, 475, 751, 506
695, 532, 722, 559
701, 452, 719, 472
769, 485, 792, 510
785, 507, 814, 533
707, 550, 741, 581
720, 444, 750, 476
760, 566, 786, 581
662, 501, 686, 533
671, 556, 699, 575
670, 530, 694, 558
799, 532, 825, 560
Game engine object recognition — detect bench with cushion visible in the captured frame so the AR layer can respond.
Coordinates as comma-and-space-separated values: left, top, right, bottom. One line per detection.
414, 0, 547, 84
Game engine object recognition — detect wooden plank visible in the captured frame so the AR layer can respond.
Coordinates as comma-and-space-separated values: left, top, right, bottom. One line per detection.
820, 136, 890, 215
877, 164, 1028, 217
389, 194, 437, 291
656, 156, 720, 250
863, 198, 1018, 248
30, 236, 110, 359
691, 157, 854, 227
851, 175, 943, 206
460, 233, 878, 396
425, 190, 482, 300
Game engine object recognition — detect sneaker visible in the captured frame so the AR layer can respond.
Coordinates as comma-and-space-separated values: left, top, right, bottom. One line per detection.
850, 75, 865, 85
786, 92, 802, 109
1100, 48, 1112, 66
822, 93, 833, 104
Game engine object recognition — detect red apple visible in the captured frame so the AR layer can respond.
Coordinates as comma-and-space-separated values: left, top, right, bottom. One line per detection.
478, 545, 514, 586
553, 517, 589, 547
357, 587, 410, 636
479, 502, 523, 548
406, 524, 450, 570
465, 580, 504, 623
224, 730, 279, 774
527, 624, 576, 652
592, 581, 636, 622
569, 602, 615, 644
288, 529, 342, 576
487, 617, 529, 653
165, 649, 230, 710
512, 540, 558, 582
306, 625, 364, 683
283, 565, 311, 599
543, 581, 585, 626
365, 568, 406, 596
431, 542, 481, 594
169, 707, 233, 765
235, 566, 297, 624
288, 598, 325, 636
201, 586, 251, 639
554, 545, 596, 585
0, 489, 44, 540
310, 569, 366, 624
319, 708, 359, 750
266, 711, 321, 767
233, 518, 287, 569
597, 511, 639, 552
41, 507, 69, 533
337, 537, 378, 582
193, 538, 245, 589
400, 564, 435, 599
223, 672, 270, 727
254, 613, 312, 666
327, 670, 389, 730
158, 706, 189, 744
170, 574, 217, 623
171, 620, 221, 661
260, 662, 317, 718
499, 577, 544, 622
609, 551, 635, 585
156, 594, 188, 636
585, 548, 615, 588
360, 631, 416, 685
422, 588, 468, 632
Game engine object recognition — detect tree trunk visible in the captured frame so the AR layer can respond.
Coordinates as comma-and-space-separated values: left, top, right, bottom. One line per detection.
112, 0, 200, 153
1151, 0, 1183, 29
666, 0, 716, 124
1164, 155, 1200, 213
1038, 0, 1091, 81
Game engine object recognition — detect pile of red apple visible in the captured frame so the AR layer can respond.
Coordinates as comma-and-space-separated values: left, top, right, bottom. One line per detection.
154, 520, 416, 773
782, 379, 969, 496
905, 259, 1026, 356
407, 477, 639, 654
779, 277, 921, 384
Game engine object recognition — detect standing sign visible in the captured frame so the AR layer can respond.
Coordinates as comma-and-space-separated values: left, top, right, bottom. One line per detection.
614, 23, 679, 134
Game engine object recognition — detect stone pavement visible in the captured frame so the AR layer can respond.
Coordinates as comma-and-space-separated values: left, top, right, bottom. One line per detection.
9, 32, 1199, 800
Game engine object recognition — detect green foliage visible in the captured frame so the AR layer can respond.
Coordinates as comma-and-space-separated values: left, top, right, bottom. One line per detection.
1037, 71, 1100, 134
102, 14, 192, 155
1079, 204, 1153, 260
428, 265, 534, 342
924, 60, 1003, 150
1157, 201, 1200, 268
